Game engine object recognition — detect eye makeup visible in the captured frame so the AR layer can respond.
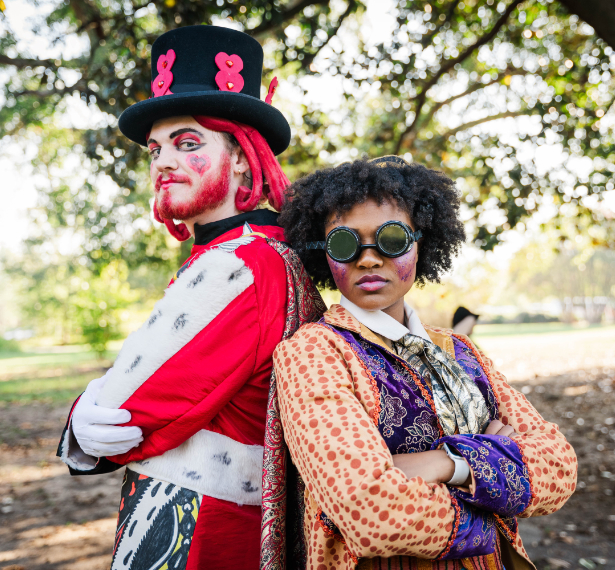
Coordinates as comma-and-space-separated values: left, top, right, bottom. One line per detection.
148, 142, 161, 159
173, 133, 203, 149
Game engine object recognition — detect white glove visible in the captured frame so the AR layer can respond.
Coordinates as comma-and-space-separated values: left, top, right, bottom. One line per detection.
71, 371, 143, 458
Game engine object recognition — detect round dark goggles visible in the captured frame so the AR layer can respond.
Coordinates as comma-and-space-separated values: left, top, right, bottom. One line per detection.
306, 221, 422, 263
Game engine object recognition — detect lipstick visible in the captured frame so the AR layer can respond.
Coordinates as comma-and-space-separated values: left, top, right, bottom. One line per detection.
356, 274, 387, 291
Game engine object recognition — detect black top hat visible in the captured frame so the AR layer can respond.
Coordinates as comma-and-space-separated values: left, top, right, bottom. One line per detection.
118, 25, 291, 155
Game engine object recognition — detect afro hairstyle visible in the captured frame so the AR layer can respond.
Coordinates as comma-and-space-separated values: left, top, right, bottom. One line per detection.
278, 157, 466, 290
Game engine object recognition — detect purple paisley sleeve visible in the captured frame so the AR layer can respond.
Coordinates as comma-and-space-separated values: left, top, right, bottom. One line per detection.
433, 434, 533, 517
439, 497, 497, 559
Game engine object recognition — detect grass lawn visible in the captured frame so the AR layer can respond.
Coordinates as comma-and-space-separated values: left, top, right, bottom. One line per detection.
1, 323, 613, 404
0, 371, 108, 405
473, 324, 615, 382
473, 322, 615, 338
0, 345, 118, 405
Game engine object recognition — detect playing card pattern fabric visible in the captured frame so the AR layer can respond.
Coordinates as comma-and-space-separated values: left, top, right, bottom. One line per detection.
273, 304, 577, 570
111, 468, 201, 570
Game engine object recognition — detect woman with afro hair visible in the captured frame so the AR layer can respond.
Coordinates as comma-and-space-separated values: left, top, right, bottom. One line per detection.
273, 156, 576, 570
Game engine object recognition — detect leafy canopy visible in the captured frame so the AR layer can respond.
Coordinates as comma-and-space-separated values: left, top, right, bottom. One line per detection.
0, 0, 613, 277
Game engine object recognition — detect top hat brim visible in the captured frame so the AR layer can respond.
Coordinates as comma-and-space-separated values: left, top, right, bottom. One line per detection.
118, 91, 291, 155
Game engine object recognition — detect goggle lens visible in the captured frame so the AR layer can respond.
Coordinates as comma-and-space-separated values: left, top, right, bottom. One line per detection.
327, 229, 358, 261
308, 222, 421, 263
378, 224, 408, 255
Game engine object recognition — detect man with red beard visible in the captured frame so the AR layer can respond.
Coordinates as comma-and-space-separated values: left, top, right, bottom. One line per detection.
56, 26, 324, 570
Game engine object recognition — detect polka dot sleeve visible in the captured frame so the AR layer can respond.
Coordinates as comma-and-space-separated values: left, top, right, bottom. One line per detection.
458, 334, 578, 519
274, 323, 462, 560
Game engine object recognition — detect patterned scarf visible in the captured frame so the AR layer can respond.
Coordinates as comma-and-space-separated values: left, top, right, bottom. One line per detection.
392, 334, 491, 436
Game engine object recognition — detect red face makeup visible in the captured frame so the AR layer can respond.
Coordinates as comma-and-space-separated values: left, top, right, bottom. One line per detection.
172, 132, 201, 146
393, 247, 418, 283
327, 259, 348, 289
187, 154, 211, 175
156, 152, 232, 221
149, 118, 244, 226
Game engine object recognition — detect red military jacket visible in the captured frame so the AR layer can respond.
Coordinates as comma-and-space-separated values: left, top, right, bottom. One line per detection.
58, 209, 290, 568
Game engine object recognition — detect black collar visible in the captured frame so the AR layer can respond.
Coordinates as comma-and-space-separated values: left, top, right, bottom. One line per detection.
193, 210, 280, 247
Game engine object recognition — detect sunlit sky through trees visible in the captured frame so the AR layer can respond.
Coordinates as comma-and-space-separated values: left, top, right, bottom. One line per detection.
1, 0, 614, 263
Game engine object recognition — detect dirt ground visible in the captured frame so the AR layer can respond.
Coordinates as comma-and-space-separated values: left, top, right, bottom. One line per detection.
0, 366, 614, 569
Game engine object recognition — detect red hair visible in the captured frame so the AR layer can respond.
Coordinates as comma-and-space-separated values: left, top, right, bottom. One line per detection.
153, 117, 290, 241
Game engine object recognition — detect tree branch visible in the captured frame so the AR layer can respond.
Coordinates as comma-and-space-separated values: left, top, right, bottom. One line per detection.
11, 84, 96, 101
382, 1, 461, 93
299, 0, 359, 70
404, 69, 527, 147
420, 0, 461, 49
394, 0, 524, 153
0, 55, 57, 68
68, 0, 107, 42
250, 0, 332, 39
0, 54, 84, 70
438, 110, 528, 140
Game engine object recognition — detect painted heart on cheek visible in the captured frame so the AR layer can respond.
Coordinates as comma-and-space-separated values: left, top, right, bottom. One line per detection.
187, 154, 211, 175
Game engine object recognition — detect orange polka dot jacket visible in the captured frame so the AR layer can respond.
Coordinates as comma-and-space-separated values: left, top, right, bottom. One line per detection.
273, 304, 577, 570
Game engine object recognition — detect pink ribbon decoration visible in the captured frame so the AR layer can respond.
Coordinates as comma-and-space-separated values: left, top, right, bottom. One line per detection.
152, 49, 176, 97
214, 52, 245, 93
265, 77, 278, 105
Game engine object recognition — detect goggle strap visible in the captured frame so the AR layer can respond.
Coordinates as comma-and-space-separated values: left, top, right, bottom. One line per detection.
305, 241, 326, 250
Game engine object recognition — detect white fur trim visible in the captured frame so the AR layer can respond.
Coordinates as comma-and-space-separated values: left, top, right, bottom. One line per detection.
59, 422, 98, 471
96, 249, 254, 409
128, 430, 264, 506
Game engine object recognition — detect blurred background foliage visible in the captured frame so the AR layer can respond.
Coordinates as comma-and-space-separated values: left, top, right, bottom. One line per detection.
1, 0, 614, 353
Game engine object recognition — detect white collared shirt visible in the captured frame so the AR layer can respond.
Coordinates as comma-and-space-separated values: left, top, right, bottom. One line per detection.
339, 296, 431, 343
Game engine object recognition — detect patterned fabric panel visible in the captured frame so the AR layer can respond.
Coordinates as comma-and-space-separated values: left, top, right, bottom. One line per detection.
111, 468, 201, 570
436, 434, 532, 517
441, 500, 497, 560
364, 557, 464, 569
321, 325, 499, 562
259, 239, 327, 570
329, 326, 442, 455
392, 334, 491, 437
457, 336, 577, 520
451, 337, 499, 420
494, 514, 518, 545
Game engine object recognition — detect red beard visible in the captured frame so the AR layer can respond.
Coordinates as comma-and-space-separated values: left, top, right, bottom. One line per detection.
156, 153, 231, 221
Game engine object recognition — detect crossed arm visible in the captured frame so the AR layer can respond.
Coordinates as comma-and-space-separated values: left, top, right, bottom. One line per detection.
392, 419, 516, 487
275, 325, 499, 560
274, 325, 577, 560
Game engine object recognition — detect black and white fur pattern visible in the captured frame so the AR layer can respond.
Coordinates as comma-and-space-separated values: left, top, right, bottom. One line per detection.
62, 244, 267, 505
129, 430, 263, 506
97, 248, 254, 409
